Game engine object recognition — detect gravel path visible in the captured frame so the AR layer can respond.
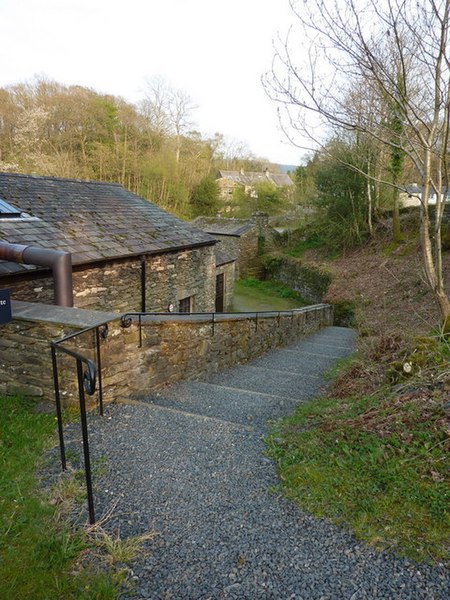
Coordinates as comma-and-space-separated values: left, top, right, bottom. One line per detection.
68, 326, 449, 599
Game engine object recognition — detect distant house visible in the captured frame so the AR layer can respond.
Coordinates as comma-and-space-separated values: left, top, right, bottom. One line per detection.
216, 168, 295, 212
0, 172, 235, 313
400, 184, 450, 208
193, 212, 277, 278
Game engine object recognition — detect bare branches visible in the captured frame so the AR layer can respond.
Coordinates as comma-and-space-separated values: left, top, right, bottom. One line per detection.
264, 0, 450, 324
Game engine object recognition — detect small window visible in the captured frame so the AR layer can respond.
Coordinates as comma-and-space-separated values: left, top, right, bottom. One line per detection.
179, 296, 192, 313
0, 198, 21, 219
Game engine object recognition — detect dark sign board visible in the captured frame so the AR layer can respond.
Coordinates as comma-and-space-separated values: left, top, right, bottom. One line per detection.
0, 289, 12, 325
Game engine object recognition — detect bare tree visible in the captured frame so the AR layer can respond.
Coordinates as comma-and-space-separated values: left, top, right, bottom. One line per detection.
168, 87, 197, 165
265, 0, 450, 328
140, 77, 197, 164
139, 76, 172, 137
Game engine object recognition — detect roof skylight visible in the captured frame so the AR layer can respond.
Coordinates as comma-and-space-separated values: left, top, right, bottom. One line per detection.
0, 198, 22, 218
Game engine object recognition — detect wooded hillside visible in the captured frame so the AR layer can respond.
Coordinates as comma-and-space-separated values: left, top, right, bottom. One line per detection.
0, 77, 269, 218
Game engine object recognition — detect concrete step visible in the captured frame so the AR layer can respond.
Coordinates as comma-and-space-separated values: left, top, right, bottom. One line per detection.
140, 326, 357, 428
141, 381, 305, 429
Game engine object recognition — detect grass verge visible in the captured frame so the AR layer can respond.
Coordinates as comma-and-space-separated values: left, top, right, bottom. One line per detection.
0, 395, 125, 599
286, 233, 324, 257
236, 278, 308, 304
267, 340, 450, 564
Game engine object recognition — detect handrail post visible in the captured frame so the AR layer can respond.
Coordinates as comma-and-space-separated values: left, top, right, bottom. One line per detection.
95, 327, 104, 416
138, 314, 142, 348
51, 345, 66, 471
76, 358, 96, 525
212, 312, 215, 336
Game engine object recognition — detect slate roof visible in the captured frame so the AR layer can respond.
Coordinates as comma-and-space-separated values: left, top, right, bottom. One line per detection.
192, 217, 254, 237
404, 184, 422, 196
0, 172, 215, 276
214, 247, 236, 266
404, 184, 450, 198
217, 170, 294, 187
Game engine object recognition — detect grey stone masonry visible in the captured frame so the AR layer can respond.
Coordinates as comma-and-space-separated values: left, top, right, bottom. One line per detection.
0, 246, 217, 314
0, 301, 116, 398
0, 301, 333, 405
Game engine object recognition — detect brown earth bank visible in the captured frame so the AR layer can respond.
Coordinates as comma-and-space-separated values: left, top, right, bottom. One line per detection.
309, 234, 449, 338
298, 219, 450, 398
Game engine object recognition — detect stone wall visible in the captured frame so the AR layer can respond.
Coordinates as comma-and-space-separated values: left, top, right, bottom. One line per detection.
0, 318, 74, 398
0, 246, 216, 313
143, 246, 216, 313
235, 230, 260, 278
263, 254, 332, 303
0, 302, 117, 400
214, 230, 266, 279
1, 301, 333, 406
213, 235, 241, 271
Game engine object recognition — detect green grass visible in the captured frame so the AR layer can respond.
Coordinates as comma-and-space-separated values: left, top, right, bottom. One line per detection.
286, 233, 323, 257
232, 278, 308, 312
0, 395, 119, 599
267, 385, 450, 563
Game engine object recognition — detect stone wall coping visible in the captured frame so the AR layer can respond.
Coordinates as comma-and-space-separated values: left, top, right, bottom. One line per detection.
10, 301, 331, 329
127, 304, 331, 324
11, 300, 119, 328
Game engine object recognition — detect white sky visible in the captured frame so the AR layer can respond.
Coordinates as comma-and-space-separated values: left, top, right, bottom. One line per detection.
0, 0, 304, 166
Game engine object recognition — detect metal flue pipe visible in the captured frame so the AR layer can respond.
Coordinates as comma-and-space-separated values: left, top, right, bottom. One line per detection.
0, 242, 73, 307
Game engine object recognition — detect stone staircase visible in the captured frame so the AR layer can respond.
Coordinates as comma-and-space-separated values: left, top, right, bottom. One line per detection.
69, 325, 449, 598
129, 325, 357, 430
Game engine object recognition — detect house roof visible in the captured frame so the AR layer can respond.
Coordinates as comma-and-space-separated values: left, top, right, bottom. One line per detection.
214, 247, 236, 267
404, 184, 450, 197
0, 172, 215, 276
404, 184, 423, 196
192, 217, 254, 237
217, 170, 294, 188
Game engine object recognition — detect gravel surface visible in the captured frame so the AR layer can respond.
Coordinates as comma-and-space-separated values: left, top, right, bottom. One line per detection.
62, 326, 449, 599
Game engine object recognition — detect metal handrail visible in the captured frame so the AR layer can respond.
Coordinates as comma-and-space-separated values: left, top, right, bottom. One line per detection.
120, 304, 329, 346
51, 321, 109, 524
121, 304, 327, 323
50, 303, 330, 523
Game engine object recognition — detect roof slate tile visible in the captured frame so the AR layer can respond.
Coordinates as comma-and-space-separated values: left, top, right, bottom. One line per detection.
0, 172, 215, 276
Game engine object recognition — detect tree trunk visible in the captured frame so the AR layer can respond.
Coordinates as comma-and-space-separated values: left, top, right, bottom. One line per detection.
366, 166, 373, 236
392, 185, 402, 242
420, 184, 450, 330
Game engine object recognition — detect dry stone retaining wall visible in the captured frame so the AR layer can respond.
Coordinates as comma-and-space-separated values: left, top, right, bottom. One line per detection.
263, 254, 332, 303
1, 301, 333, 406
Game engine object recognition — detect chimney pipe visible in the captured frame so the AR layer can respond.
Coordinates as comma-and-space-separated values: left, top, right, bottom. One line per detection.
0, 242, 73, 307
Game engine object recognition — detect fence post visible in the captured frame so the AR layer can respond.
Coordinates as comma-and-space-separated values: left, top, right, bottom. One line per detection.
51, 345, 66, 471
95, 327, 104, 416
76, 359, 95, 524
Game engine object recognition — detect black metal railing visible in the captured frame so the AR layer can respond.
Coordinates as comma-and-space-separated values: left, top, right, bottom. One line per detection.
120, 304, 327, 346
51, 304, 329, 524
51, 322, 108, 524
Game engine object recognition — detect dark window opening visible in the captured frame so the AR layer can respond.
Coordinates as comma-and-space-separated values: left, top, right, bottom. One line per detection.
215, 273, 224, 312
0, 198, 21, 219
179, 296, 191, 313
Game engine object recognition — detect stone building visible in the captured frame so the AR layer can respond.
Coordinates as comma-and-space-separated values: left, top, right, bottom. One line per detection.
193, 213, 277, 279
216, 168, 295, 213
0, 172, 235, 313
399, 184, 450, 208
